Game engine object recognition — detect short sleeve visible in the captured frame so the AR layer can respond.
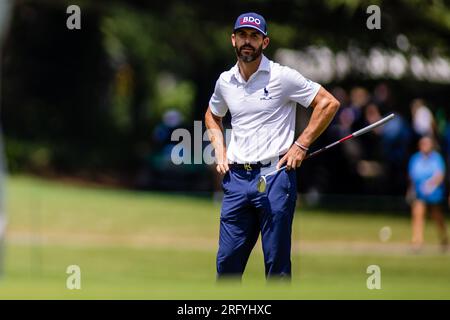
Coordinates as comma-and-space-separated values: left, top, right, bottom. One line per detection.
209, 79, 228, 117
436, 153, 446, 174
282, 67, 321, 108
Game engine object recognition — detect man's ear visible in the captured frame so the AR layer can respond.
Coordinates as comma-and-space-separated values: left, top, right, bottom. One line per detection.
231, 33, 236, 47
263, 36, 270, 49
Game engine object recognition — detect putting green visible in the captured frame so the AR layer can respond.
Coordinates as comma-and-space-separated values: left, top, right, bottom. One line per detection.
1, 175, 449, 299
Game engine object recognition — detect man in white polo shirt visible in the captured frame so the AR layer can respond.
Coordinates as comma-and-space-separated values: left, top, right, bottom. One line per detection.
205, 12, 340, 279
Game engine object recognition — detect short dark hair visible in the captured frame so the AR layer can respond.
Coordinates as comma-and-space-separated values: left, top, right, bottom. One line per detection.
233, 29, 267, 39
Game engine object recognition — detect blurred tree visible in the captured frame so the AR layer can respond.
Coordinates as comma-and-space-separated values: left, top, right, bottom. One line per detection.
2, 1, 114, 174
0, 0, 13, 280
1, 0, 450, 186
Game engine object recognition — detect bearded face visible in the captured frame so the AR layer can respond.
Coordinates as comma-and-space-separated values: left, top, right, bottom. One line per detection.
235, 42, 263, 63
233, 28, 267, 63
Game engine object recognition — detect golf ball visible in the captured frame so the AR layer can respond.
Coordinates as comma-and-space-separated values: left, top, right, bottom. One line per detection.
379, 226, 392, 242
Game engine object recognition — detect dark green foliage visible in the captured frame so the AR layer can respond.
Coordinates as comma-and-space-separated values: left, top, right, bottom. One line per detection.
2, 0, 450, 179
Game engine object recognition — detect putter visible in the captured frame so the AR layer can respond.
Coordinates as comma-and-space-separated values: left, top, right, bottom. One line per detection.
256, 113, 396, 193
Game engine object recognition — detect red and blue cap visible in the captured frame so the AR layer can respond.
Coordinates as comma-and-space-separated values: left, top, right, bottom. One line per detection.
233, 12, 267, 36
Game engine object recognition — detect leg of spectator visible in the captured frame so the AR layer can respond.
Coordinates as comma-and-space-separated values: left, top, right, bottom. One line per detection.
411, 200, 426, 251
430, 205, 448, 252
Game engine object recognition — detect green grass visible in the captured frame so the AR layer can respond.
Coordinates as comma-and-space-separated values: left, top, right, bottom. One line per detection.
1, 175, 450, 299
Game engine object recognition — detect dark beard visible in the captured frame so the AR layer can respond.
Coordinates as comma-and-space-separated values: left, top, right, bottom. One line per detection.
235, 44, 263, 63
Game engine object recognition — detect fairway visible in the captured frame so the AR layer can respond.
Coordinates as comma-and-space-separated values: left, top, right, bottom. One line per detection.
1, 175, 449, 299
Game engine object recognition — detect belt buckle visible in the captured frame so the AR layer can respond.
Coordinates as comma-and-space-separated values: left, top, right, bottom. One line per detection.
244, 163, 252, 171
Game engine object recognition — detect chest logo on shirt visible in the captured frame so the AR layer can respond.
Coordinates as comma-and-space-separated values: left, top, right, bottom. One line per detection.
260, 87, 273, 100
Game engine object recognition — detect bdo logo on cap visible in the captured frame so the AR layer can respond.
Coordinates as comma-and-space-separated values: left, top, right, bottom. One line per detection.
234, 12, 267, 35
240, 16, 261, 26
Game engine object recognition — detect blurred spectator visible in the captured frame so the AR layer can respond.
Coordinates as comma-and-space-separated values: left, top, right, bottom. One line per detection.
136, 109, 186, 188
355, 102, 394, 195
407, 136, 448, 252
357, 103, 383, 176
319, 87, 371, 195
442, 114, 450, 165
435, 106, 447, 137
333, 86, 371, 153
441, 113, 450, 200
153, 110, 184, 145
364, 103, 382, 127
372, 82, 393, 114
349, 87, 370, 129
332, 86, 370, 136
381, 112, 412, 194
410, 99, 436, 138
331, 86, 350, 110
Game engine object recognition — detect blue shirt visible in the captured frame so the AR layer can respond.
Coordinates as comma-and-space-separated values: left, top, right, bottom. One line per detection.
408, 151, 446, 202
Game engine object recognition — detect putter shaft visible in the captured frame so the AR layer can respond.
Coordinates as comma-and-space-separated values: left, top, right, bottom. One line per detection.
259, 113, 395, 184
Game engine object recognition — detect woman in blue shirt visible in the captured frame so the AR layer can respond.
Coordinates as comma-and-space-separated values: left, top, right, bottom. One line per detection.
408, 136, 448, 252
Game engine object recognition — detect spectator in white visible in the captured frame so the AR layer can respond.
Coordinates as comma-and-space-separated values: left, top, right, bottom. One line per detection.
410, 99, 436, 137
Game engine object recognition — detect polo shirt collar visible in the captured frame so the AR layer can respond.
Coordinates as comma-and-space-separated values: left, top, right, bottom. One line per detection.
259, 55, 271, 72
231, 54, 270, 83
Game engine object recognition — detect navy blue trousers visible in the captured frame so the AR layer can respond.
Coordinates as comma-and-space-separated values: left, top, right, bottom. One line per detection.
216, 167, 297, 279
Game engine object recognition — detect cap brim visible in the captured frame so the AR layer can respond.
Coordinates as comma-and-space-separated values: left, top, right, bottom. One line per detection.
234, 25, 267, 36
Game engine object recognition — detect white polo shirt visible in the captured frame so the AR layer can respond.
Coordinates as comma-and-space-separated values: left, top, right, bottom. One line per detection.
209, 55, 321, 164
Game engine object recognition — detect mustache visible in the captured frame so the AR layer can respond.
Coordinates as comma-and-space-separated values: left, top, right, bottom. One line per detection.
239, 45, 255, 51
